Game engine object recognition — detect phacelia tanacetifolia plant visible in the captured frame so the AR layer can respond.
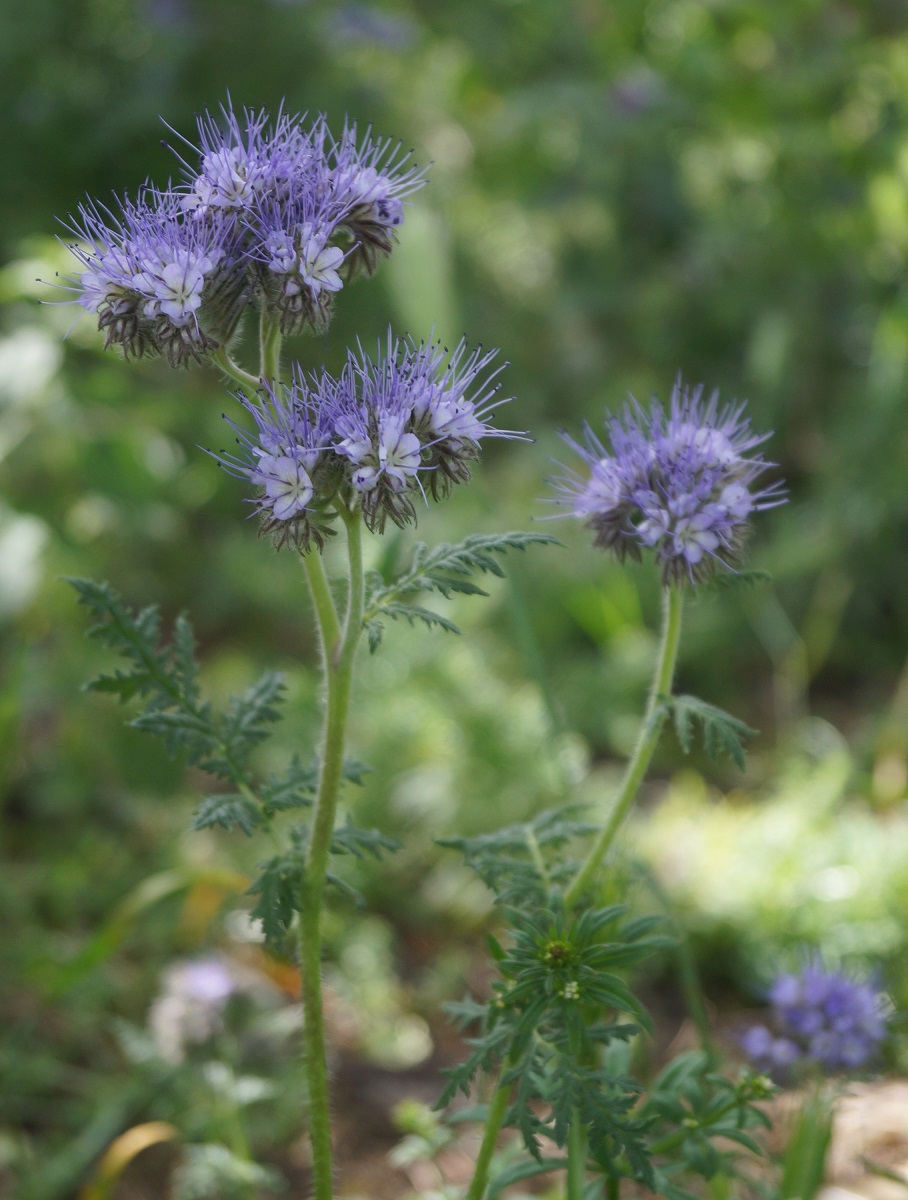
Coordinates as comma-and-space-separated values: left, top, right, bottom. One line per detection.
60, 99, 546, 1200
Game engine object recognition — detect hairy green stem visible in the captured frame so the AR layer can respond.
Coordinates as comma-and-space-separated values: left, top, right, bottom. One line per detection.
260, 311, 283, 384
211, 347, 260, 392
466, 1077, 512, 1200
298, 511, 365, 1200
563, 587, 684, 908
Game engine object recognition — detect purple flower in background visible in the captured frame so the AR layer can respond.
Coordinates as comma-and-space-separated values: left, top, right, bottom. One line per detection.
742, 965, 889, 1079
148, 956, 239, 1063
552, 378, 784, 584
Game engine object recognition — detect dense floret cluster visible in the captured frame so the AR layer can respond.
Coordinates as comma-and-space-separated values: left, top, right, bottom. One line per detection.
741, 966, 888, 1078
214, 332, 519, 547
553, 379, 784, 584
61, 103, 426, 361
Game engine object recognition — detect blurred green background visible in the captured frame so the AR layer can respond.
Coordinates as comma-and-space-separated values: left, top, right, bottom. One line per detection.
4, 0, 908, 1194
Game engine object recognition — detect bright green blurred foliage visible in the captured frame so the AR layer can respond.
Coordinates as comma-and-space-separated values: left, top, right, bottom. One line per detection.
3, 0, 908, 1192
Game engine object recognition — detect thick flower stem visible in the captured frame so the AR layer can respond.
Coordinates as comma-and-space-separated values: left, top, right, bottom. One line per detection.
298, 512, 365, 1200
260, 311, 283, 384
563, 586, 683, 909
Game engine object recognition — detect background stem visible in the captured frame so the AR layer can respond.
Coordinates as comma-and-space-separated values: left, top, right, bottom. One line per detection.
465, 1078, 512, 1200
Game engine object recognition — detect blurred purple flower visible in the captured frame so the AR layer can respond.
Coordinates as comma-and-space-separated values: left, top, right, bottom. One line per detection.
149, 956, 239, 1063
742, 965, 889, 1079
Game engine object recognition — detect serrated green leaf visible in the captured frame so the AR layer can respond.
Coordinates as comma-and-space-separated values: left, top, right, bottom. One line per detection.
364, 532, 559, 635
248, 851, 306, 943
193, 794, 261, 836
330, 817, 402, 860
670, 694, 757, 770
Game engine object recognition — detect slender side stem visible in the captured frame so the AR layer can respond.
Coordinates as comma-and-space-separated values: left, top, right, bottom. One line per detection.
303, 551, 342, 657
564, 587, 684, 909
211, 347, 260, 392
466, 1078, 512, 1200
298, 511, 365, 1200
260, 311, 283, 384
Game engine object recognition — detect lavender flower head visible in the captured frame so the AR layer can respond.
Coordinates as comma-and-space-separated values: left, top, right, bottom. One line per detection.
741, 965, 889, 1079
552, 379, 784, 585
58, 101, 427, 360
213, 331, 521, 547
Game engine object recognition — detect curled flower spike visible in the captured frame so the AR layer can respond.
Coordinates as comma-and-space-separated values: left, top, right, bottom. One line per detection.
741, 965, 889, 1079
325, 121, 429, 277
211, 330, 523, 549
171, 103, 316, 220
250, 191, 351, 335
551, 378, 785, 585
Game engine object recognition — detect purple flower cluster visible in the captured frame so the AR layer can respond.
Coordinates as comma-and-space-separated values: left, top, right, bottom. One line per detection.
553, 379, 784, 585
215, 332, 518, 548
741, 966, 889, 1078
61, 102, 426, 364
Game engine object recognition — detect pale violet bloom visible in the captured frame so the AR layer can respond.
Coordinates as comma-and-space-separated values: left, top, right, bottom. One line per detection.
148, 956, 238, 1064
551, 378, 785, 585
257, 454, 315, 521
135, 247, 217, 326
339, 411, 422, 494
212, 330, 521, 546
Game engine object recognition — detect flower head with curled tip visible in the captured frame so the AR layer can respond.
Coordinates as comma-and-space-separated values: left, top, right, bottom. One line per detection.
331, 332, 523, 530
57, 101, 429, 355
211, 329, 522, 548
552, 378, 785, 585
742, 965, 889, 1079
172, 103, 316, 222
62, 188, 246, 365
325, 122, 428, 277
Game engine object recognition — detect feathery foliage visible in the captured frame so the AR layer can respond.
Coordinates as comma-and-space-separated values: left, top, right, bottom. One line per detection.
363, 531, 558, 650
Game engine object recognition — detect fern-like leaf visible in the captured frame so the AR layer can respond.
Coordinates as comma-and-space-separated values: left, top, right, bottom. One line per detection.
363, 532, 558, 650
668, 693, 757, 770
